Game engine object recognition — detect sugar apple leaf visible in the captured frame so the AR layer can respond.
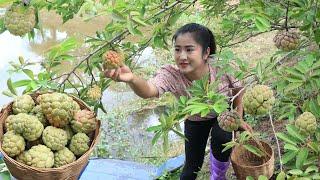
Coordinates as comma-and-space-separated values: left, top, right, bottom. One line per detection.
7, 78, 17, 95
282, 151, 298, 165
296, 148, 308, 169
305, 165, 318, 174
287, 169, 303, 176
284, 144, 299, 152
243, 144, 264, 157
276, 132, 298, 145
276, 171, 286, 180
286, 125, 306, 143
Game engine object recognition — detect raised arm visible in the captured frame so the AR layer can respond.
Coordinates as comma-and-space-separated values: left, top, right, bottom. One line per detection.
104, 65, 159, 99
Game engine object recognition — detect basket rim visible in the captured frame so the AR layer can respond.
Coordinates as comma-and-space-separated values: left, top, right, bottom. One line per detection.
230, 140, 274, 169
0, 92, 101, 172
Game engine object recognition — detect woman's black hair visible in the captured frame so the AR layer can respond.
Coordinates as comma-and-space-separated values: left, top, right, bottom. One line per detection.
172, 23, 216, 55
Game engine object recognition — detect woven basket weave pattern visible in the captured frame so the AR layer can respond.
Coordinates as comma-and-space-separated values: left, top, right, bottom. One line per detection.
231, 140, 274, 180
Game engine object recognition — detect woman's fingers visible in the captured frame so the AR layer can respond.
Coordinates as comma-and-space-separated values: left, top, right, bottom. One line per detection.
104, 69, 115, 78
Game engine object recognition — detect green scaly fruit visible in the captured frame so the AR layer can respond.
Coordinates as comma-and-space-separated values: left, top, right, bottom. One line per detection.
12, 94, 35, 114
2, 131, 25, 157
37, 93, 80, 128
242, 85, 275, 116
42, 126, 68, 151
54, 147, 76, 167
69, 133, 90, 156
4, 3, 36, 36
16, 145, 54, 168
295, 112, 317, 135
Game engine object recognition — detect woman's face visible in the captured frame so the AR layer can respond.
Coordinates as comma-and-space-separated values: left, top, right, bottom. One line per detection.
174, 33, 209, 76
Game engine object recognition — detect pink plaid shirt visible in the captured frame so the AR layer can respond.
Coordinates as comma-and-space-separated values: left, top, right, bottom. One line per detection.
148, 64, 242, 121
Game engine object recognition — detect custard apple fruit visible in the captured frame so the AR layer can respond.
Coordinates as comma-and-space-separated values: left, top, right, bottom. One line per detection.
54, 147, 76, 167
30, 105, 48, 127
4, 3, 36, 36
103, 50, 124, 70
243, 85, 275, 116
11, 113, 43, 140
295, 112, 317, 135
273, 31, 300, 51
12, 94, 35, 114
217, 110, 241, 132
42, 126, 68, 151
5, 115, 15, 132
22, 115, 44, 141
71, 110, 97, 134
16, 145, 54, 168
2, 131, 25, 157
37, 93, 80, 128
87, 85, 102, 101
69, 133, 90, 156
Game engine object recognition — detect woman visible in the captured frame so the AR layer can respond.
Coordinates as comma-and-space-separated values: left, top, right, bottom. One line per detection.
104, 23, 251, 180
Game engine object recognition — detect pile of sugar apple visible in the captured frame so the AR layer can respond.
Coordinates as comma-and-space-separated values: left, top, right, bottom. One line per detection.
1, 93, 97, 168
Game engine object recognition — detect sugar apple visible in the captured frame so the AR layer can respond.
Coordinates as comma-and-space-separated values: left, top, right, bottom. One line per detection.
243, 85, 275, 116
103, 50, 124, 70
11, 113, 43, 140
16, 145, 54, 168
273, 30, 300, 51
217, 110, 241, 132
71, 110, 97, 134
69, 133, 90, 156
295, 112, 317, 135
5, 115, 15, 132
37, 93, 80, 128
30, 105, 48, 127
2, 131, 25, 157
22, 115, 44, 141
87, 85, 102, 101
4, 3, 36, 36
54, 147, 76, 167
12, 94, 35, 114
42, 126, 68, 151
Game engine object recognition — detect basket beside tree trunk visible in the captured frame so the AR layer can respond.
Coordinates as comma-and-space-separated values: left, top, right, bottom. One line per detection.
231, 140, 274, 180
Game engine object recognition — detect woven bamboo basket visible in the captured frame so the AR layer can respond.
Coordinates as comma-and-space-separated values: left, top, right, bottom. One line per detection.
231, 140, 274, 180
0, 92, 101, 180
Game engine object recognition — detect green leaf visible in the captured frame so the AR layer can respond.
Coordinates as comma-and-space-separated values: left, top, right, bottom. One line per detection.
287, 169, 303, 175
168, 12, 181, 25
7, 78, 17, 96
284, 82, 303, 93
146, 125, 162, 132
2, 90, 15, 97
276, 171, 286, 180
246, 176, 254, 180
286, 125, 305, 142
222, 141, 237, 153
22, 69, 34, 80
255, 16, 270, 32
305, 165, 318, 173
111, 9, 125, 22
284, 144, 299, 151
314, 28, 320, 45
282, 151, 298, 164
276, 132, 298, 145
151, 131, 162, 146
131, 17, 148, 26
258, 175, 268, 180
296, 148, 308, 169
0, 171, 11, 180
243, 144, 263, 157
